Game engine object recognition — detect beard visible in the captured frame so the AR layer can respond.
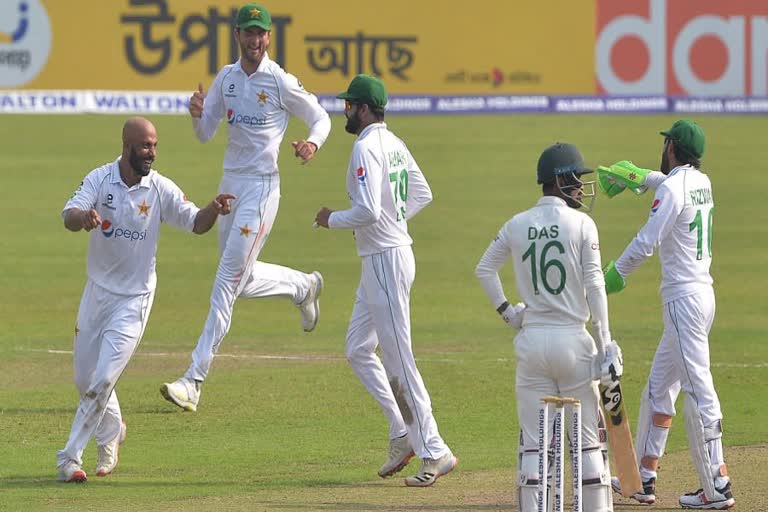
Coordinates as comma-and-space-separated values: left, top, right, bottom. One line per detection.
560, 186, 583, 209
345, 109, 362, 134
660, 149, 670, 174
239, 37, 266, 68
241, 45, 262, 65
129, 146, 153, 176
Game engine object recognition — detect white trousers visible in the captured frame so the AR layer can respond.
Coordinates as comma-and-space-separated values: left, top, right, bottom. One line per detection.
514, 325, 602, 452
345, 246, 450, 460
186, 174, 313, 381
640, 289, 723, 447
515, 326, 611, 512
57, 280, 153, 467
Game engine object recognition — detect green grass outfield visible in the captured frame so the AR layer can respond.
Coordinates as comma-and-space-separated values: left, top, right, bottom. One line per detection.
0, 114, 766, 511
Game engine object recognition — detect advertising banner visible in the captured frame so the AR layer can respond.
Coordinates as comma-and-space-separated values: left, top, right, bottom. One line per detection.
5, 90, 768, 115
2, 0, 595, 95
596, 0, 768, 96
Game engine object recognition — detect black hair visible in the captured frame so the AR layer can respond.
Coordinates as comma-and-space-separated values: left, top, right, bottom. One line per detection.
672, 142, 701, 168
368, 105, 386, 121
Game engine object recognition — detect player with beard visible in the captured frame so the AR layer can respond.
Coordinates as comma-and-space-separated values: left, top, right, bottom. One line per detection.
160, 3, 331, 412
57, 117, 234, 482
602, 120, 735, 510
314, 75, 458, 487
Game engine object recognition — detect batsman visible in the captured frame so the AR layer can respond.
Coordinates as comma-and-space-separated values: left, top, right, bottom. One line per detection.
476, 142, 622, 511
597, 120, 736, 510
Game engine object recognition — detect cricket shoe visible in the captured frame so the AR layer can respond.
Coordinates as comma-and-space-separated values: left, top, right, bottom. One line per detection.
378, 435, 415, 478
297, 271, 323, 332
612, 476, 656, 505
57, 460, 87, 483
160, 377, 201, 412
679, 478, 735, 510
404, 451, 458, 487
96, 420, 127, 477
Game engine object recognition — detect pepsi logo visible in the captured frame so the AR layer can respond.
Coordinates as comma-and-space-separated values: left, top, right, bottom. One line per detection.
101, 219, 114, 237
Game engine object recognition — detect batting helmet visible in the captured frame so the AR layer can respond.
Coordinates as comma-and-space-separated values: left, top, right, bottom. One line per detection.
537, 142, 596, 211
537, 142, 593, 184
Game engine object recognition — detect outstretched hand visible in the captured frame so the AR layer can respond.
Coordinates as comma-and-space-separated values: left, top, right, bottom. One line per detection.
596, 160, 651, 198
212, 193, 236, 215
81, 209, 101, 231
314, 207, 333, 228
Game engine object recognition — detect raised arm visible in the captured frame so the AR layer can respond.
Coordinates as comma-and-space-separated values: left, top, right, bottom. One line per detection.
191, 73, 225, 143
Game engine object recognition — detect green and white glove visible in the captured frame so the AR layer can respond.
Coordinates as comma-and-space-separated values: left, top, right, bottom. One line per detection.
603, 260, 627, 294
596, 160, 652, 198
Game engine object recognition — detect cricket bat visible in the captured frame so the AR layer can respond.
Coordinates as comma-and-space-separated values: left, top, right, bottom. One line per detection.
599, 380, 643, 498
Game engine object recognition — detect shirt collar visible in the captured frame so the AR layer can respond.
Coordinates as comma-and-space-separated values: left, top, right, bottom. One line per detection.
667, 164, 694, 178
358, 122, 387, 139
235, 53, 271, 76
111, 156, 152, 189
536, 196, 568, 207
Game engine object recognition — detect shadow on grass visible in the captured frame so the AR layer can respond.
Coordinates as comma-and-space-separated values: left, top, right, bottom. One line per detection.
0, 407, 75, 415
0, 407, 188, 416
0, 477, 242, 489
259, 503, 516, 511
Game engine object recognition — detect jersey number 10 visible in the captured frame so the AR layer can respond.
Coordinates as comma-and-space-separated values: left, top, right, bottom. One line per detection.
689, 207, 714, 260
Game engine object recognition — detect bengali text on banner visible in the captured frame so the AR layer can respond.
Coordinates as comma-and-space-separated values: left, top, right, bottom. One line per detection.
2, 0, 595, 95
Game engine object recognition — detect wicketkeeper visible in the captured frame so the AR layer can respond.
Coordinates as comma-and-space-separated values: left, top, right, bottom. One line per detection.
597, 119, 735, 510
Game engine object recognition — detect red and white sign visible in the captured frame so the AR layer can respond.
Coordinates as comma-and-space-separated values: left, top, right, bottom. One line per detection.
596, 0, 768, 96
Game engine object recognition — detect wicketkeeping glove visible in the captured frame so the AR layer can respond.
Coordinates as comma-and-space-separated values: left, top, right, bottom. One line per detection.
500, 302, 526, 330
600, 340, 624, 388
596, 160, 652, 198
603, 260, 627, 294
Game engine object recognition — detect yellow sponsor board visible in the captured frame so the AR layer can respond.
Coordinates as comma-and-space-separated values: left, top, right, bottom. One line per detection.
16, 0, 595, 94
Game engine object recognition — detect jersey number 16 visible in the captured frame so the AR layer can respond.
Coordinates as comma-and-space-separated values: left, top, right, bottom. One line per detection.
522, 241, 566, 295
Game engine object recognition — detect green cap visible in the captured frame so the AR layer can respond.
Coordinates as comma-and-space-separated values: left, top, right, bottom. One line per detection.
660, 119, 705, 159
236, 3, 271, 31
336, 74, 388, 109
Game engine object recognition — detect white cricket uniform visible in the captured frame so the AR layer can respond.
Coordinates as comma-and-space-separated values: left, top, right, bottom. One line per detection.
476, 196, 613, 512
615, 165, 723, 474
186, 55, 331, 381
58, 158, 200, 467
328, 122, 449, 460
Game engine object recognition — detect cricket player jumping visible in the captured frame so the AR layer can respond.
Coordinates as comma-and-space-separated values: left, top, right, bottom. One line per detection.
476, 142, 620, 511
599, 120, 735, 510
314, 75, 457, 487
160, 3, 331, 412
